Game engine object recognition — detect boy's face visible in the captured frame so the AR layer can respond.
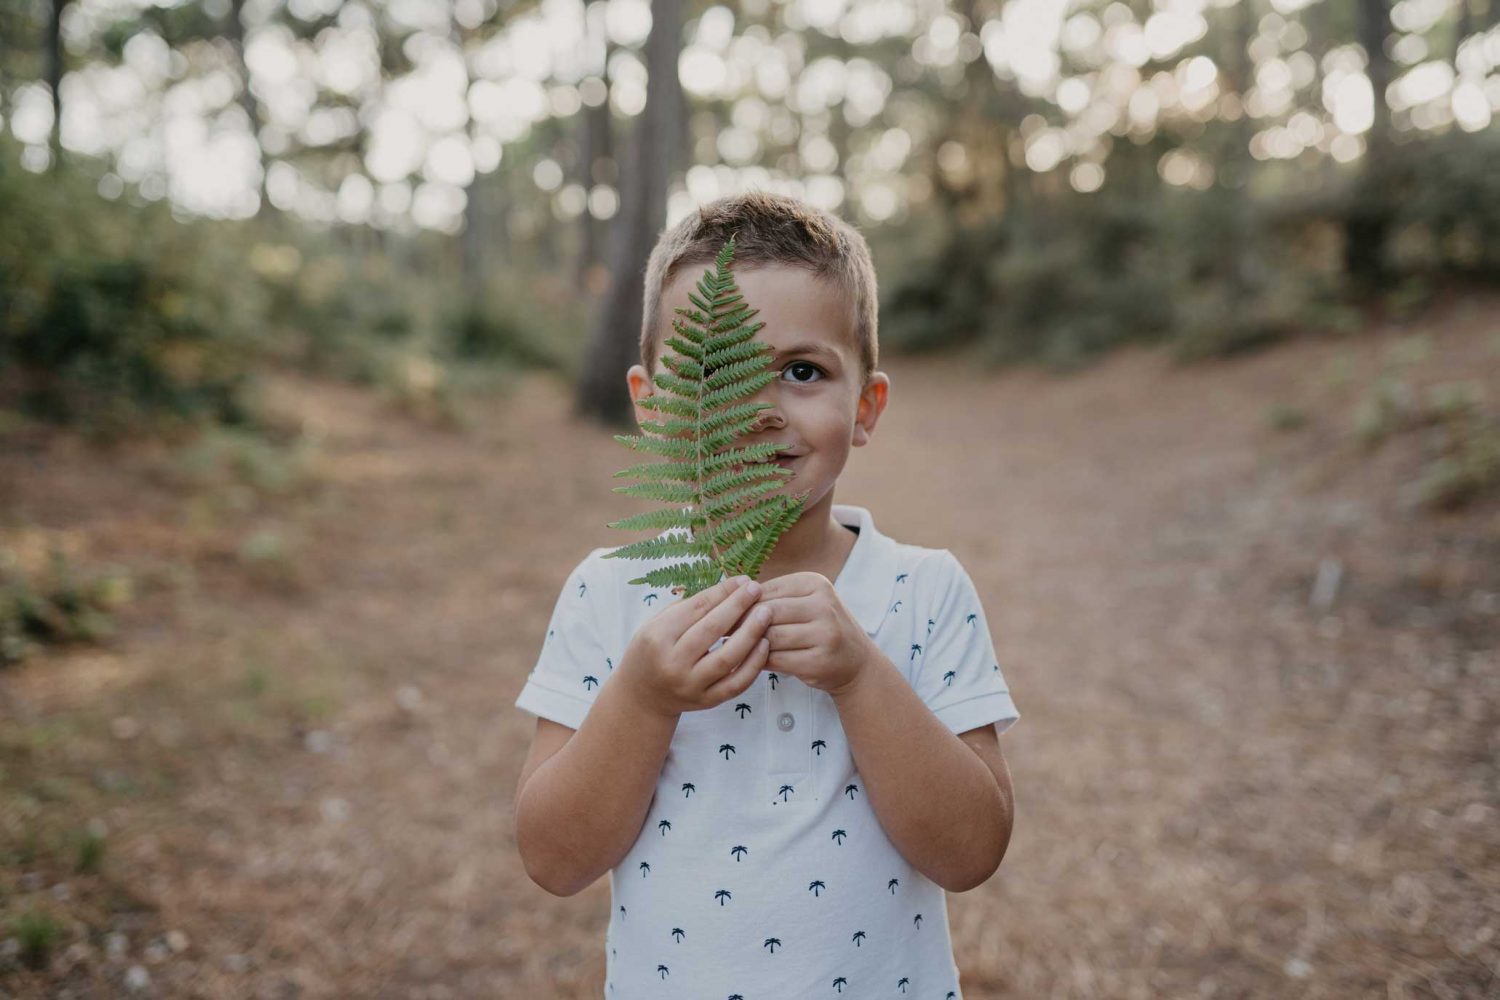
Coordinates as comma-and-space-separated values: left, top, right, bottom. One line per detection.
626, 264, 889, 513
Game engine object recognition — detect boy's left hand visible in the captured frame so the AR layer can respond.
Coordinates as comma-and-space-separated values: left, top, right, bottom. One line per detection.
750, 573, 878, 697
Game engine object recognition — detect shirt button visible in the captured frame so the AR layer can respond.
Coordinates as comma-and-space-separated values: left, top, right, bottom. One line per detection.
777, 712, 795, 732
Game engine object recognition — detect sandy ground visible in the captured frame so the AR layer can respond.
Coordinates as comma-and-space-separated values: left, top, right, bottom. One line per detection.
2, 297, 1498, 998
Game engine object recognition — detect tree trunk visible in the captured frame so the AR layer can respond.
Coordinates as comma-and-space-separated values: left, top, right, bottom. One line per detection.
574, 0, 681, 427
47, 0, 68, 171
1346, 0, 1395, 288
228, 0, 271, 215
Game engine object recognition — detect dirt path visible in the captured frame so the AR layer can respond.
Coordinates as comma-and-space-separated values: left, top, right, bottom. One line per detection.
3, 300, 1498, 998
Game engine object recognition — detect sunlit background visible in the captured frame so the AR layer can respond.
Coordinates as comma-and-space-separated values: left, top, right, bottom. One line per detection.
2, 1, 1499, 997
6, 0, 1498, 230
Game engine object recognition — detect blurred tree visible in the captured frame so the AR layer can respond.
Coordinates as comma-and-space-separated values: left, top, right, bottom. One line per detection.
574, 0, 614, 291
1346, 0, 1396, 289
46, 0, 69, 170
575, 0, 684, 427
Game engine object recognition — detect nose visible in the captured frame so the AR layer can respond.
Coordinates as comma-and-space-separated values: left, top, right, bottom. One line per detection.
746, 401, 785, 433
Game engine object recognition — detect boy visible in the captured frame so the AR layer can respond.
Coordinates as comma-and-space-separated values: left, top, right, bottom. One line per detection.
513, 191, 1019, 998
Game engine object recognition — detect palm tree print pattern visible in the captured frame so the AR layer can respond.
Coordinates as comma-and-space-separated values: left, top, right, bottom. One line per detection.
533, 534, 1011, 1000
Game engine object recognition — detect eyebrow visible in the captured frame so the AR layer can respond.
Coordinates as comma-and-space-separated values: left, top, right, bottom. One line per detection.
770, 342, 842, 363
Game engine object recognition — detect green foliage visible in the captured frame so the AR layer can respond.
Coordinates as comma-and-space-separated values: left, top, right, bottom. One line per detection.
12, 907, 64, 970
0, 549, 131, 667
883, 128, 1500, 368
0, 143, 266, 438
1361, 128, 1500, 280
604, 236, 810, 597
74, 826, 107, 875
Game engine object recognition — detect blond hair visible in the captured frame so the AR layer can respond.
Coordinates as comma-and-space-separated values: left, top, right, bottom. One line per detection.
640, 190, 878, 384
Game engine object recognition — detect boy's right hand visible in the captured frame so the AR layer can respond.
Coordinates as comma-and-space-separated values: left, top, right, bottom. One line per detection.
619, 575, 772, 718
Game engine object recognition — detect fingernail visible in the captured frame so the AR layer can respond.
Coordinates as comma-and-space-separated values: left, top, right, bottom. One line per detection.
732, 575, 750, 587
745, 580, 761, 598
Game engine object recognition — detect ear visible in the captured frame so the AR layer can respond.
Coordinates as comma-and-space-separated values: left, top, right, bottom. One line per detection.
626, 364, 655, 429
851, 371, 889, 449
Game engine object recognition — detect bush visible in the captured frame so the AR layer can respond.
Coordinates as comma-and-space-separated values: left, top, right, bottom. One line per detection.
0, 142, 267, 437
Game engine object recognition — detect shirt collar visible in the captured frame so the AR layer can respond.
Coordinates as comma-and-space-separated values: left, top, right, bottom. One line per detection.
830, 504, 899, 636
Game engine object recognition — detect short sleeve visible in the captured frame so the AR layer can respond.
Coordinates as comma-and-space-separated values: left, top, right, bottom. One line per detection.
911, 551, 1020, 736
513, 549, 616, 731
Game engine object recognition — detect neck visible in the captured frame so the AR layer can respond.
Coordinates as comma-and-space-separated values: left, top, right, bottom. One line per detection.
754, 490, 850, 582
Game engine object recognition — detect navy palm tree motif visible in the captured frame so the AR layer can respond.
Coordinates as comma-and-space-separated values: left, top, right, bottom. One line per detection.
730, 845, 748, 862
887, 877, 900, 893
943, 670, 956, 685
831, 829, 847, 845
897, 977, 909, 992
682, 782, 695, 797
606, 657, 613, 671
729, 995, 744, 1000
639, 862, 650, 877
812, 739, 826, 755
576, 580, 587, 597
719, 744, 736, 760
948, 993, 957, 999
714, 889, 732, 905
778, 784, 795, 802
891, 600, 902, 614
671, 928, 684, 942
548, 629, 554, 640
656, 964, 668, 979
643, 592, 658, 605
896, 573, 908, 583
763, 937, 781, 953
913, 913, 923, 928
844, 783, 859, 799
833, 977, 848, 992
583, 675, 599, 690
808, 880, 826, 896
852, 931, 866, 947
658, 819, 671, 835
734, 703, 752, 718
966, 613, 978, 626
619, 905, 625, 919
768, 672, 779, 690
909, 643, 922, 661
927, 618, 936, 636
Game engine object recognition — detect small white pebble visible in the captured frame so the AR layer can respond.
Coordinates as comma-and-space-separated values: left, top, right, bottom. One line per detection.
1, 939, 20, 959
396, 685, 423, 712
223, 953, 249, 973
1463, 803, 1491, 823
111, 717, 141, 741
1284, 958, 1312, 979
165, 930, 189, 953
105, 932, 129, 959
51, 882, 72, 902
304, 729, 333, 754
320, 797, 350, 823
87, 817, 109, 838
144, 941, 170, 963
124, 965, 150, 991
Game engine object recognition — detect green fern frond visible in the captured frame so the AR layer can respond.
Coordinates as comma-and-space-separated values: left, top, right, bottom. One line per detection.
604, 235, 810, 597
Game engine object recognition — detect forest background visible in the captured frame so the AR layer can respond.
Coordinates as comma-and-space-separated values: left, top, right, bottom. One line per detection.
1, 0, 1498, 996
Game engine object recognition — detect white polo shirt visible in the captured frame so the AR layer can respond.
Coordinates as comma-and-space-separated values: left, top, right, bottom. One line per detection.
515, 503, 1020, 1000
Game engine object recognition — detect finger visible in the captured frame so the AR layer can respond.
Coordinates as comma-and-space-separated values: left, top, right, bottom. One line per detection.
660, 575, 747, 642
703, 634, 771, 704
680, 579, 763, 657
760, 621, 820, 651
692, 600, 771, 685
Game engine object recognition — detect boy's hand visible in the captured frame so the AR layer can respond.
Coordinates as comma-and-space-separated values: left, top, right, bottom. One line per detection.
750, 573, 876, 698
618, 575, 773, 718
